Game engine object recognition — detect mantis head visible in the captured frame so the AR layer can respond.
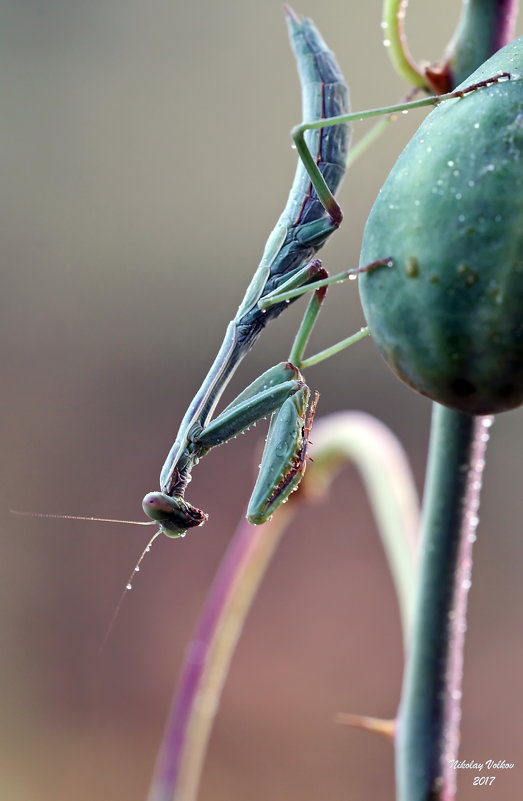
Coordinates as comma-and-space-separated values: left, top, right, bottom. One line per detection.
142, 491, 208, 538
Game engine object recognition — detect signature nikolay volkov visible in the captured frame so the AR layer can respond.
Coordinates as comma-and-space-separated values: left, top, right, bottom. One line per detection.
448, 760, 515, 770
448, 759, 515, 784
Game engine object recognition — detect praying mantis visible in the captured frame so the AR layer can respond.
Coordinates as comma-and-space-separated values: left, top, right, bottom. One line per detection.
142, 7, 515, 539
142, 8, 351, 536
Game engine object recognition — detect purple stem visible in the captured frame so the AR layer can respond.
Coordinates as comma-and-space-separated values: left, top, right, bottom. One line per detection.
445, 0, 519, 86
146, 514, 288, 801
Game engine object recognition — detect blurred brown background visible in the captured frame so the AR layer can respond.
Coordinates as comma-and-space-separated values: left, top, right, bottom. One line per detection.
2, 1, 523, 799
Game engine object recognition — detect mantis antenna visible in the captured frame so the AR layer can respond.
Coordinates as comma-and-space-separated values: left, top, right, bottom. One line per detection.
10, 509, 155, 525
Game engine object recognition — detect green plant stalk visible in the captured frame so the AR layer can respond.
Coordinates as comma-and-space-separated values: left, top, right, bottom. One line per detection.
395, 3, 517, 798
346, 116, 396, 169
445, 0, 519, 86
396, 407, 492, 801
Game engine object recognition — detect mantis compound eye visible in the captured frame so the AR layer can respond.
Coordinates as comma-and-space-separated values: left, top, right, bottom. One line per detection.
142, 492, 208, 537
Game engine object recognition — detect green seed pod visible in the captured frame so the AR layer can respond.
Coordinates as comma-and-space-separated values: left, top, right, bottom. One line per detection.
359, 38, 523, 415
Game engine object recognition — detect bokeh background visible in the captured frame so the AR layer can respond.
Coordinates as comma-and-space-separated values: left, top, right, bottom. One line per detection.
2, 1, 523, 799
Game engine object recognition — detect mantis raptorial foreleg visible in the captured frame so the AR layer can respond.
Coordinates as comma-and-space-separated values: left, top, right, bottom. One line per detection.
196, 368, 304, 451
182, 364, 317, 526
247, 386, 318, 524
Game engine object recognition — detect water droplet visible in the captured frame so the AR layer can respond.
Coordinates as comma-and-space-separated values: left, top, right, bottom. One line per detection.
380, 20, 388, 29
468, 179, 475, 187
455, 193, 462, 200
134, 566, 140, 572
468, 532, 477, 543
462, 579, 472, 590
473, 122, 480, 129
458, 215, 465, 222
348, 273, 357, 281
447, 160, 455, 167
126, 583, 132, 590
414, 199, 420, 206
383, 38, 391, 47
401, 109, 408, 115
452, 690, 462, 700
426, 146, 432, 153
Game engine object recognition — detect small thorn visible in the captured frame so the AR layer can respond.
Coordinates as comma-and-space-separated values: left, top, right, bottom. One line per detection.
335, 713, 395, 740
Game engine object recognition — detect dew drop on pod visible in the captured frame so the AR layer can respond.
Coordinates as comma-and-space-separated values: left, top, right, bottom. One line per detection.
359, 38, 523, 415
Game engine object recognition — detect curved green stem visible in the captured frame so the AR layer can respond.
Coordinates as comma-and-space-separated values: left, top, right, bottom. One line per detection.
382, 0, 427, 89
396, 406, 493, 801
307, 413, 420, 641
